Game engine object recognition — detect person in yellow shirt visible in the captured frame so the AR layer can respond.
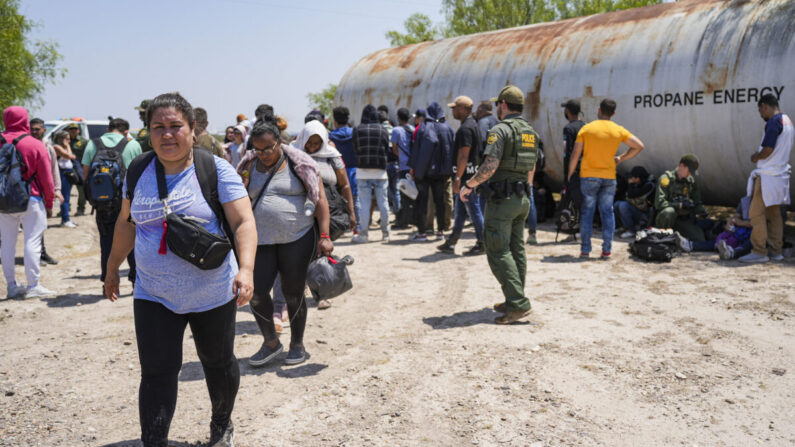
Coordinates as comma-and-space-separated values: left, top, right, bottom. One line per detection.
567, 98, 644, 259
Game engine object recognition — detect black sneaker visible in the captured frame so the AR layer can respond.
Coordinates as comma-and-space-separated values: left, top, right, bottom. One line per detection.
284, 345, 307, 365
209, 420, 234, 447
248, 341, 283, 367
436, 241, 455, 254
463, 242, 485, 256
40, 252, 58, 265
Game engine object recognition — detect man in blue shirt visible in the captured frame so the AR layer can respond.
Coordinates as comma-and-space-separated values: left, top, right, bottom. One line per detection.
390, 107, 414, 229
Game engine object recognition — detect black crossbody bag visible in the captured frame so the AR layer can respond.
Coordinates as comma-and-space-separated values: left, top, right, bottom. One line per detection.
154, 158, 232, 270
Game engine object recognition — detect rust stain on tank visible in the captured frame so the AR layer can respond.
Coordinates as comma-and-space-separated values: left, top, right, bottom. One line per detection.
701, 62, 728, 94
584, 86, 594, 98
526, 73, 543, 121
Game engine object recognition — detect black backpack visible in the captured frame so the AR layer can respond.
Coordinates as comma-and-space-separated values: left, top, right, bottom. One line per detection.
125, 149, 236, 257
629, 229, 678, 262
554, 186, 579, 242
0, 134, 33, 214
85, 137, 127, 212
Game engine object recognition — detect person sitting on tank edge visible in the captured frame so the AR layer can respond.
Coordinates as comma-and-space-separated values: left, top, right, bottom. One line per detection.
653, 154, 710, 242
614, 165, 655, 239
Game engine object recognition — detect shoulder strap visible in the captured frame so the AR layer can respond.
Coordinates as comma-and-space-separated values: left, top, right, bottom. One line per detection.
125, 151, 157, 201
193, 148, 237, 256
249, 152, 286, 209
109, 136, 129, 153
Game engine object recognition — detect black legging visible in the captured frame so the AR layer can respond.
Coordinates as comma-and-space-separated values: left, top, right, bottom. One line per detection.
249, 227, 316, 347
134, 298, 239, 447
416, 176, 447, 234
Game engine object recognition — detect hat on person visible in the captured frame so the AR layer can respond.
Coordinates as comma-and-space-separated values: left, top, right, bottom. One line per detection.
134, 99, 151, 112
561, 99, 581, 115
629, 166, 650, 180
236, 113, 247, 122
65, 122, 80, 130
447, 96, 474, 109
490, 85, 524, 105
680, 154, 699, 174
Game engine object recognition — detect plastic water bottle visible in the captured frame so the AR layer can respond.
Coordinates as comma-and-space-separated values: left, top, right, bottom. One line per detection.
304, 199, 315, 217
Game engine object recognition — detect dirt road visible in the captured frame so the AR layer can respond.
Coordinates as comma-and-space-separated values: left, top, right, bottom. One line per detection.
0, 211, 793, 446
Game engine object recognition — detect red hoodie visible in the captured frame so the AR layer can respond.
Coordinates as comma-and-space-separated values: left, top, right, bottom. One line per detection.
2, 106, 54, 209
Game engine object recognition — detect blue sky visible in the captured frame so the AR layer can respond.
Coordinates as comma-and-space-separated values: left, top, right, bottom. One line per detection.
22, 0, 444, 133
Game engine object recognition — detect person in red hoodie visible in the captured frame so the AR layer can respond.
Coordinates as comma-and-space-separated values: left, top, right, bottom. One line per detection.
0, 106, 55, 299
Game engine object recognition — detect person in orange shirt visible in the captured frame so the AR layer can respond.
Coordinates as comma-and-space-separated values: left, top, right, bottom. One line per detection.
567, 98, 644, 259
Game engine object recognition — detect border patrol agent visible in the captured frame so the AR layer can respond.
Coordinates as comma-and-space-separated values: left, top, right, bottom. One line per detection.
460, 85, 537, 324
654, 154, 708, 242
64, 122, 89, 215
134, 99, 154, 152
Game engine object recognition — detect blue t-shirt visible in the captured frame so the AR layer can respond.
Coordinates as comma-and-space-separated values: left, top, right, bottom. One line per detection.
761, 113, 784, 149
124, 156, 248, 314
390, 124, 414, 172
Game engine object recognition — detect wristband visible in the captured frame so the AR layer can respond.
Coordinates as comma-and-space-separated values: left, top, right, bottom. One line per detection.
320, 233, 331, 240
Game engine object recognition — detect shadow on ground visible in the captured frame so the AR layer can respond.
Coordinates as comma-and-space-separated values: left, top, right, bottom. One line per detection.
178, 359, 328, 382
97, 440, 199, 447
42, 292, 113, 307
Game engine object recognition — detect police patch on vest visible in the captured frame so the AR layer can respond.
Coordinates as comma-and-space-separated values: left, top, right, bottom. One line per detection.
661, 177, 670, 187
521, 133, 536, 148
487, 133, 498, 145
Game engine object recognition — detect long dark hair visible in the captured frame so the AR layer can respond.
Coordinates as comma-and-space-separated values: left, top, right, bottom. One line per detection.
146, 93, 195, 129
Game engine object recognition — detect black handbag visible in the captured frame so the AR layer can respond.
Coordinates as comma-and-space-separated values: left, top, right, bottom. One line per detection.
155, 158, 232, 270
324, 183, 350, 241
64, 169, 83, 186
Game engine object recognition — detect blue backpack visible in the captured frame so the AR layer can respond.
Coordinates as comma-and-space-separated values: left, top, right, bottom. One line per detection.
0, 134, 33, 214
85, 137, 127, 212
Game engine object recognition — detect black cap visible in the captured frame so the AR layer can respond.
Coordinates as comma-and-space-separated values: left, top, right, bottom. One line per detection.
561, 99, 581, 115
629, 166, 649, 180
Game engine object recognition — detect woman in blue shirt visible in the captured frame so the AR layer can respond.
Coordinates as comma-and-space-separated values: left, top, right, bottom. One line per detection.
103, 93, 257, 447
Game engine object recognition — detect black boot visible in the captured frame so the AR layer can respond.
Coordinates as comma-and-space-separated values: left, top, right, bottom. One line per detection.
464, 241, 485, 256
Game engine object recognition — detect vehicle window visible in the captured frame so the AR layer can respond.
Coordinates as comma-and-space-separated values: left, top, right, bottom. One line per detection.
87, 124, 106, 139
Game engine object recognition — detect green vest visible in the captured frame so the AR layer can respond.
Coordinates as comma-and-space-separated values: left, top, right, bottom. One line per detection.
497, 117, 538, 177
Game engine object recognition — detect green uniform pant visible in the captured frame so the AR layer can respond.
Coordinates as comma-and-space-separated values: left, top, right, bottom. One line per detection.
484, 195, 531, 312
76, 185, 86, 213
655, 207, 705, 242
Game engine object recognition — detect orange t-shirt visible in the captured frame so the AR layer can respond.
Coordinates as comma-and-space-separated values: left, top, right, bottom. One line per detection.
575, 120, 633, 179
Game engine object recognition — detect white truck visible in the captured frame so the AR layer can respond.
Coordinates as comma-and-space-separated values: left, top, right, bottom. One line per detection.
43, 119, 109, 142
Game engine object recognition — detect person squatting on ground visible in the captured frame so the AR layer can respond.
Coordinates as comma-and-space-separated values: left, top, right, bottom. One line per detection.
51, 130, 78, 228
81, 118, 141, 289
29, 118, 61, 266
614, 166, 655, 238
409, 101, 455, 242
654, 154, 709, 243
438, 95, 485, 255
738, 93, 793, 263
352, 104, 391, 243
104, 93, 257, 447
0, 106, 56, 299
568, 98, 645, 259
238, 118, 334, 367
459, 86, 537, 325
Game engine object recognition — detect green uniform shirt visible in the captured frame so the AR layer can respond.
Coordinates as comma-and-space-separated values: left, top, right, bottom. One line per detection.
71, 136, 89, 163
654, 169, 707, 217
136, 127, 154, 153
82, 132, 143, 169
483, 113, 537, 183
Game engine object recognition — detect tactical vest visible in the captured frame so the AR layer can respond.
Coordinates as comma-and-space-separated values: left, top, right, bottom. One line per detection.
498, 117, 539, 175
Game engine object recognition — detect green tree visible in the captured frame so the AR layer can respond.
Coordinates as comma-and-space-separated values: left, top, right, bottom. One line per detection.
0, 0, 66, 111
385, 13, 441, 47
553, 0, 662, 20
306, 84, 338, 119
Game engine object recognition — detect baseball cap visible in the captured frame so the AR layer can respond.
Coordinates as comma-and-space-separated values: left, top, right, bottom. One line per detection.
447, 96, 473, 108
680, 154, 699, 174
65, 122, 80, 130
561, 99, 581, 115
490, 85, 524, 105
134, 99, 151, 112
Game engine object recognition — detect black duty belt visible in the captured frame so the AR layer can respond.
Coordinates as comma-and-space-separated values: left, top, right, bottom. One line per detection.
478, 180, 530, 200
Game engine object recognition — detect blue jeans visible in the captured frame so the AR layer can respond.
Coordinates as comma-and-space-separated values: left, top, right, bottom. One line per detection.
60, 169, 74, 223
525, 186, 537, 232
346, 167, 360, 231
450, 191, 484, 243
386, 162, 400, 215
614, 200, 646, 231
580, 177, 617, 254
359, 178, 389, 237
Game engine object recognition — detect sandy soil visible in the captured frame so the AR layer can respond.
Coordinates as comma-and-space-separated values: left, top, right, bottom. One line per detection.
0, 207, 793, 447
